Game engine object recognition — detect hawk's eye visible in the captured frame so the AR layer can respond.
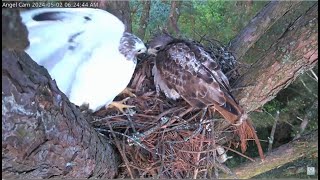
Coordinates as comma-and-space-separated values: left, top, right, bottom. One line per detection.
155, 47, 161, 50
137, 49, 142, 53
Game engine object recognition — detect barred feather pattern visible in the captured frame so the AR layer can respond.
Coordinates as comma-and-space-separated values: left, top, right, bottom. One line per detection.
192, 40, 239, 84
149, 33, 264, 160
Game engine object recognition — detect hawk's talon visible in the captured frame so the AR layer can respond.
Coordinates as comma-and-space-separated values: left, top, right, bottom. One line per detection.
121, 88, 136, 98
107, 97, 135, 113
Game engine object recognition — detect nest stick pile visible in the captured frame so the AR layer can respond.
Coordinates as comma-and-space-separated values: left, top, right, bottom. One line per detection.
91, 39, 249, 178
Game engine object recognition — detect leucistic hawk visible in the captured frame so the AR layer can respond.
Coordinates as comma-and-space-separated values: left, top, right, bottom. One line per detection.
20, 8, 146, 112
148, 33, 264, 160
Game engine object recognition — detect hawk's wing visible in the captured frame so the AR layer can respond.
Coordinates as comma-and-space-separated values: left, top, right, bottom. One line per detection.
21, 8, 125, 95
155, 41, 242, 122
21, 8, 125, 65
155, 39, 265, 159
20, 8, 134, 111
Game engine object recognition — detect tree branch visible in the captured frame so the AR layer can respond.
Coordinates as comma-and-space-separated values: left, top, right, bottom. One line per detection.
99, 1, 132, 32
234, 3, 318, 112
167, 0, 181, 35
2, 9, 29, 50
229, 1, 301, 60
222, 130, 318, 179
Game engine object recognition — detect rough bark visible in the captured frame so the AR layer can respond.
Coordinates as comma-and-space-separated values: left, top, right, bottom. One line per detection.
136, 1, 151, 41
222, 130, 318, 179
2, 10, 119, 179
234, 3, 318, 112
167, 0, 181, 35
229, 1, 301, 60
99, 1, 132, 33
2, 9, 29, 50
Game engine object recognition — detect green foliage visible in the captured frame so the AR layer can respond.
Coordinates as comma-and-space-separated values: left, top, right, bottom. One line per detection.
253, 64, 318, 138
263, 100, 284, 114
131, 0, 267, 43
131, 0, 171, 40
178, 1, 268, 43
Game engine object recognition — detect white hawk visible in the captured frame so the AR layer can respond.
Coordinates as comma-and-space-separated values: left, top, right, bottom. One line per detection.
20, 8, 146, 112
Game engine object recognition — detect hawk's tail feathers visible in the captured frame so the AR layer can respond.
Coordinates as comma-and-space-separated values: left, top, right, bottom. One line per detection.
210, 103, 265, 160
236, 120, 265, 160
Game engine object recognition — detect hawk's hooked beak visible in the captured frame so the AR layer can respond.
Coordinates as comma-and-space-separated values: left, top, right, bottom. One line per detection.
136, 47, 147, 55
136, 49, 150, 61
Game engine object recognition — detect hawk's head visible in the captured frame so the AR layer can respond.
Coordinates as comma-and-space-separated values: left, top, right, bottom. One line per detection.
119, 32, 146, 62
147, 33, 174, 55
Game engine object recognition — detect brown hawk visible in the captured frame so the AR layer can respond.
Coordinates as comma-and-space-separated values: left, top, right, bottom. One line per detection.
147, 33, 264, 159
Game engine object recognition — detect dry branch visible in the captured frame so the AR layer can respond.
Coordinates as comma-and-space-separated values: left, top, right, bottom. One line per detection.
268, 111, 280, 153
222, 130, 318, 179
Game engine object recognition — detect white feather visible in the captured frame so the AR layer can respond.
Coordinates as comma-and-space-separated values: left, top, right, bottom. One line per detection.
21, 8, 140, 111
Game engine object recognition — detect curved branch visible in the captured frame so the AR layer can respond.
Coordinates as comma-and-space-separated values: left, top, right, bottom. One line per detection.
222, 130, 318, 179
229, 1, 301, 60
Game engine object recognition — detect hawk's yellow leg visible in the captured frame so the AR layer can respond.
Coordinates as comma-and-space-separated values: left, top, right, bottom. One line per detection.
106, 88, 136, 113
106, 97, 135, 113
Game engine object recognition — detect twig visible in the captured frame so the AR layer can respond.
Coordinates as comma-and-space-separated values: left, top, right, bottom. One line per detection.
222, 146, 255, 162
91, 114, 128, 122
126, 112, 137, 133
268, 110, 279, 153
211, 163, 235, 177
106, 122, 134, 179
293, 115, 309, 140
210, 119, 219, 179
263, 108, 294, 128
193, 128, 206, 179
300, 78, 318, 98
309, 69, 318, 82
123, 107, 183, 143
95, 128, 168, 157
157, 143, 166, 179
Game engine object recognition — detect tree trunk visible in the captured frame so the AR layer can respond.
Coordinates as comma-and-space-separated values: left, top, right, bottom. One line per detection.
99, 1, 132, 32
2, 10, 119, 179
136, 1, 151, 41
229, 1, 301, 60
233, 3, 318, 112
167, 0, 181, 35
2, 9, 29, 50
222, 130, 318, 179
